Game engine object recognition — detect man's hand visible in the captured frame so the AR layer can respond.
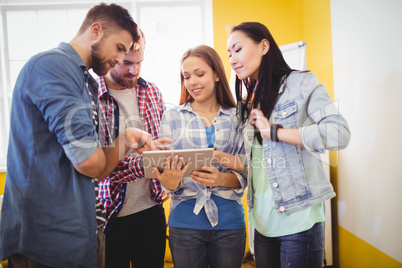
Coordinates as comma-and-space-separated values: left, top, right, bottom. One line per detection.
135, 137, 173, 154
123, 128, 152, 152
150, 138, 173, 151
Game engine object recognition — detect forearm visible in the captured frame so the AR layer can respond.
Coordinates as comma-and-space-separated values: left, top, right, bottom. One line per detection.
97, 135, 130, 180
276, 128, 303, 146
73, 147, 107, 178
219, 172, 241, 188
107, 154, 144, 183
213, 151, 244, 172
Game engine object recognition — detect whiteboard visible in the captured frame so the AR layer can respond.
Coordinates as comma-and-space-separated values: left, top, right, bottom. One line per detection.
331, 0, 402, 263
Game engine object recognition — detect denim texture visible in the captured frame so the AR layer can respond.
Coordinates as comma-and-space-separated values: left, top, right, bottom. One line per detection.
254, 222, 324, 268
242, 71, 351, 215
168, 227, 246, 268
0, 42, 99, 267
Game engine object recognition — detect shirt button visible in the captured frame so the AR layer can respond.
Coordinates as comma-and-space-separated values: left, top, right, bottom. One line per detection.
279, 206, 286, 212
272, 182, 279, 188
267, 158, 272, 164
282, 111, 287, 116
214, 120, 217, 123
216, 129, 219, 132
214, 147, 217, 151
84, 71, 88, 75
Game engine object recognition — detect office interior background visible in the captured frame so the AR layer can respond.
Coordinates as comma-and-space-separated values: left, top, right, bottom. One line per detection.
0, 0, 401, 267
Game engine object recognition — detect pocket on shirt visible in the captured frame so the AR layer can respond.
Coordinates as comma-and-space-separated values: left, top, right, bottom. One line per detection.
272, 101, 298, 128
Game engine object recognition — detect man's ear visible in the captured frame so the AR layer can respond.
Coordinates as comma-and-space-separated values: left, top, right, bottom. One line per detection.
261, 39, 270, 55
90, 22, 103, 41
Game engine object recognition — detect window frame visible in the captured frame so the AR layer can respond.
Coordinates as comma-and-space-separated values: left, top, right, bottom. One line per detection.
0, 0, 212, 171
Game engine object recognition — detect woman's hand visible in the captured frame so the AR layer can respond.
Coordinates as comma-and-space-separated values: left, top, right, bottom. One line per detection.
191, 166, 222, 187
250, 108, 303, 145
191, 166, 241, 188
153, 155, 191, 191
250, 109, 271, 140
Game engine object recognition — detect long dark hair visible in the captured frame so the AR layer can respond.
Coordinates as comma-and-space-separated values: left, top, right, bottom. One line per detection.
231, 22, 294, 143
179, 45, 236, 108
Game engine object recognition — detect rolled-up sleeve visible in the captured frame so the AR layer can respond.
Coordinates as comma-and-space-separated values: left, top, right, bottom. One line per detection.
28, 54, 99, 165
299, 73, 351, 153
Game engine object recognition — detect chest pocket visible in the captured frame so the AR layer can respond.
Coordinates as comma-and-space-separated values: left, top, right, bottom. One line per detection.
272, 101, 298, 128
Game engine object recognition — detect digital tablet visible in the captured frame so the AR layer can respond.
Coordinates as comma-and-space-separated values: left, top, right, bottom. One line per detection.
142, 148, 213, 179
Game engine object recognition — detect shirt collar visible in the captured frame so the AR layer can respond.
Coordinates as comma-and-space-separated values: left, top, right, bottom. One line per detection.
58, 42, 86, 69
58, 42, 99, 91
278, 75, 287, 94
179, 101, 232, 116
98, 76, 108, 98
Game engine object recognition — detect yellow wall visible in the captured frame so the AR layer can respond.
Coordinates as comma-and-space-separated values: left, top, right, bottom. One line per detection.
213, 0, 304, 83
0, 173, 5, 196
339, 227, 402, 268
0, 172, 5, 266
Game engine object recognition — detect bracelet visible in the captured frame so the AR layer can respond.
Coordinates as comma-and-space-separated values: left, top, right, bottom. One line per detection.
270, 124, 283, 142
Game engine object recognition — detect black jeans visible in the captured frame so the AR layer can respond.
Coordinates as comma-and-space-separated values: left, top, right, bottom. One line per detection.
105, 205, 166, 268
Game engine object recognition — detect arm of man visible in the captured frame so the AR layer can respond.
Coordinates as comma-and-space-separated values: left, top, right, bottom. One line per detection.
74, 128, 152, 179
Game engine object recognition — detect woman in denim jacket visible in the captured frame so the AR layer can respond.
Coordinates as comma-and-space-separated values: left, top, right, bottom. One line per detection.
226, 22, 351, 268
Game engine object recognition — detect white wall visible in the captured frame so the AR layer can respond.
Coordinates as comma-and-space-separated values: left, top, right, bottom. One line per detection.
331, 0, 402, 262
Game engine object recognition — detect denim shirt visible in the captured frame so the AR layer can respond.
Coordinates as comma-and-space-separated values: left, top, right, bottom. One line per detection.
243, 71, 350, 215
0, 42, 100, 267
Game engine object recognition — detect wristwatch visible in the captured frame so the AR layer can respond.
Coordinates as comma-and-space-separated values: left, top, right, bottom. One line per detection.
270, 124, 283, 142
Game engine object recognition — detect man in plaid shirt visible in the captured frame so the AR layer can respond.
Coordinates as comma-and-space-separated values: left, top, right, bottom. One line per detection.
97, 32, 169, 268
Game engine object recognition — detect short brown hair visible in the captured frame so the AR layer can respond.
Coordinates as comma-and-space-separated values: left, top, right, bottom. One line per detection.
78, 3, 139, 44
179, 45, 235, 108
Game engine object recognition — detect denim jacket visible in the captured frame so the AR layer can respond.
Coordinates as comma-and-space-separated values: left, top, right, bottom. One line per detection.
243, 71, 350, 215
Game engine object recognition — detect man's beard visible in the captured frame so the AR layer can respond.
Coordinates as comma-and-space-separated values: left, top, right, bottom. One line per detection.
110, 70, 138, 89
91, 39, 115, 76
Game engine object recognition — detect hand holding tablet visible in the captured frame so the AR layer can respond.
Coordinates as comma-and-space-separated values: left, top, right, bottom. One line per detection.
142, 148, 213, 179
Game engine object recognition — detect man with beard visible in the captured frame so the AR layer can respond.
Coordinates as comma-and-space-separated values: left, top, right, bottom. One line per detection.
0, 3, 159, 268
98, 31, 167, 268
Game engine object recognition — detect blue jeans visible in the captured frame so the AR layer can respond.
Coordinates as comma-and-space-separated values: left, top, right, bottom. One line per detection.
254, 222, 324, 268
168, 227, 246, 268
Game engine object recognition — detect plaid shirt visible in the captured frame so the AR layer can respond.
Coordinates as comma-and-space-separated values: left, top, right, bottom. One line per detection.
97, 76, 166, 232
159, 102, 247, 227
